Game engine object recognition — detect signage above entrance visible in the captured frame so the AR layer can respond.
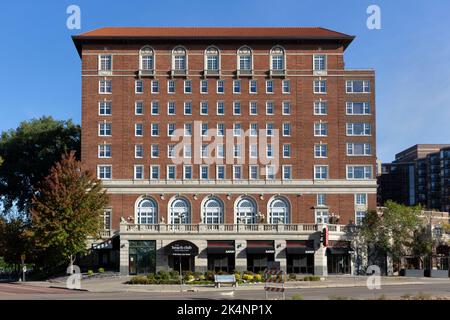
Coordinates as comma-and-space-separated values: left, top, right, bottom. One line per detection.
165, 240, 199, 256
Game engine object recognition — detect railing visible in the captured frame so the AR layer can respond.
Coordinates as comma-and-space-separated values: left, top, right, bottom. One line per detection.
100, 230, 111, 238
118, 223, 348, 234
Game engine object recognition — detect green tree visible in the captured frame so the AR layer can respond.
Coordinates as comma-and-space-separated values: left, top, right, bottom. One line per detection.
0, 116, 80, 216
0, 217, 33, 270
30, 151, 108, 269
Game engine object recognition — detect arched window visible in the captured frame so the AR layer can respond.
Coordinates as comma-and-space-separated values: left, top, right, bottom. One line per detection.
268, 197, 290, 224
205, 46, 220, 71
172, 46, 187, 71
237, 46, 252, 71
202, 197, 224, 224
270, 46, 285, 71
136, 198, 158, 224
235, 197, 257, 224
139, 46, 154, 71
169, 197, 191, 224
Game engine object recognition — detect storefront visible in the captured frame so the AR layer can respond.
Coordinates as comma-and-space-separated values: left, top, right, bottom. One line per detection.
207, 240, 235, 272
129, 240, 156, 275
246, 240, 275, 273
286, 240, 315, 274
166, 240, 198, 272
327, 243, 354, 275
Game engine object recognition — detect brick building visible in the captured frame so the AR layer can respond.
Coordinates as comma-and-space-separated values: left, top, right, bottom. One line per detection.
72, 27, 377, 275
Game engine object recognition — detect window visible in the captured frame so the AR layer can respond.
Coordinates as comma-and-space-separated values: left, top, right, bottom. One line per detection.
101, 209, 112, 230
347, 143, 372, 156
167, 80, 176, 93
167, 165, 176, 180
217, 123, 225, 136
249, 166, 259, 180
167, 144, 175, 158
282, 101, 291, 115
172, 46, 187, 71
346, 123, 371, 136
314, 166, 328, 180
233, 165, 242, 180
266, 123, 274, 136
184, 101, 192, 115
200, 80, 208, 94
139, 47, 154, 71
99, 101, 112, 115
266, 165, 276, 180
135, 101, 143, 115
283, 123, 291, 136
136, 198, 157, 225
169, 197, 191, 224
200, 165, 209, 180
168, 101, 176, 115
151, 101, 159, 115
282, 80, 290, 94
151, 144, 159, 158
266, 101, 274, 115
98, 165, 112, 179
98, 144, 111, 158
266, 80, 274, 93
200, 101, 208, 115
267, 144, 274, 158
250, 144, 258, 158
202, 198, 224, 224
216, 165, 225, 180
346, 80, 371, 93
347, 166, 373, 180
150, 123, 159, 136
99, 123, 112, 136
233, 123, 242, 136
314, 80, 327, 93
151, 80, 159, 93
233, 102, 241, 115
135, 80, 143, 93
217, 101, 224, 115
317, 194, 327, 207
249, 80, 257, 93
346, 102, 371, 115
134, 165, 144, 180
282, 165, 292, 180
201, 123, 208, 136
184, 123, 192, 136
183, 144, 192, 158
183, 165, 193, 180
184, 80, 192, 93
269, 197, 289, 224
99, 80, 112, 94
217, 144, 225, 158
314, 122, 328, 136
99, 54, 112, 71
135, 123, 143, 137
250, 123, 258, 136
314, 144, 328, 158
205, 46, 219, 71
233, 80, 241, 94
135, 144, 143, 158
270, 46, 285, 70
250, 102, 258, 115
217, 80, 224, 93
167, 123, 175, 136
236, 197, 256, 224
150, 166, 160, 180
283, 144, 291, 158
315, 210, 329, 224
314, 101, 327, 115
313, 55, 327, 71
237, 46, 252, 70
355, 194, 367, 205
233, 144, 242, 158
356, 211, 366, 226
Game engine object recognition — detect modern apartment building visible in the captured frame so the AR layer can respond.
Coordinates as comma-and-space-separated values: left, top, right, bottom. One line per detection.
72, 27, 377, 276
378, 144, 450, 212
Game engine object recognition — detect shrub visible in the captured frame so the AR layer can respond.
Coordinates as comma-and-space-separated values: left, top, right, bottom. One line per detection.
87, 270, 94, 277
197, 274, 206, 280
205, 271, 215, 281
289, 273, 297, 281
303, 276, 321, 282
291, 294, 304, 300
169, 270, 180, 279
242, 274, 254, 281
97, 268, 105, 273
128, 276, 150, 284
234, 273, 241, 281
193, 271, 203, 279
157, 270, 170, 281
254, 274, 262, 282
182, 271, 194, 281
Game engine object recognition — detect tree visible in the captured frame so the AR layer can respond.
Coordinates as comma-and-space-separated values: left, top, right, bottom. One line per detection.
30, 151, 108, 270
0, 217, 33, 270
0, 117, 80, 216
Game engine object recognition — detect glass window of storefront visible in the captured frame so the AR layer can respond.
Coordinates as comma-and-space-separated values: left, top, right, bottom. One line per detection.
128, 240, 156, 275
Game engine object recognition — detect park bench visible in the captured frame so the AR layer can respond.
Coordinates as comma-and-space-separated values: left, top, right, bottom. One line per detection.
214, 274, 237, 288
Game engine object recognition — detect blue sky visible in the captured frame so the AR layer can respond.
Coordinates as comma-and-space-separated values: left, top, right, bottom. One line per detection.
0, 0, 449, 162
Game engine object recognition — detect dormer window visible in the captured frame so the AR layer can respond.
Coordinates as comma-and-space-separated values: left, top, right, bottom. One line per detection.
204, 46, 220, 76
237, 46, 253, 77
172, 46, 187, 76
270, 46, 286, 77
139, 46, 154, 77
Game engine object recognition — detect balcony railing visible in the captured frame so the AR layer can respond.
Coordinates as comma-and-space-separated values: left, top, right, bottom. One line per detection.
171, 69, 187, 77
269, 69, 286, 77
204, 69, 221, 77
138, 69, 155, 77
236, 69, 253, 77
119, 223, 348, 234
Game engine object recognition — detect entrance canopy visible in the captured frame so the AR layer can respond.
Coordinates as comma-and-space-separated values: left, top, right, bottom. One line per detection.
207, 240, 235, 254
286, 240, 315, 254
246, 240, 275, 254
165, 240, 199, 256
326, 247, 355, 255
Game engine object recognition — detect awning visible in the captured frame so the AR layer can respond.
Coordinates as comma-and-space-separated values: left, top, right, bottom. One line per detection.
207, 241, 235, 254
327, 247, 355, 255
165, 240, 199, 256
246, 240, 275, 254
286, 241, 315, 255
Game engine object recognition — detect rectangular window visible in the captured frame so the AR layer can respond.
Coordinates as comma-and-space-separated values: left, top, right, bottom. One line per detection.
266, 101, 274, 115
233, 80, 241, 94
266, 123, 274, 136
151, 101, 159, 115
347, 143, 372, 156
347, 166, 373, 180
266, 165, 276, 180
355, 193, 368, 205
239, 55, 251, 70
250, 144, 258, 158
233, 165, 242, 180
267, 144, 274, 158
135, 101, 143, 115
98, 165, 112, 180
151, 123, 159, 136
200, 80, 208, 94
99, 80, 112, 94
250, 123, 258, 136
98, 144, 111, 158
283, 123, 291, 136
266, 80, 274, 93
200, 165, 209, 180
314, 166, 328, 180
150, 166, 160, 180
233, 102, 241, 115
250, 101, 258, 115
184, 144, 192, 158
313, 55, 327, 71
249, 80, 257, 93
151, 80, 159, 93
200, 101, 208, 115
201, 123, 208, 136
167, 165, 176, 180
217, 101, 224, 115
217, 144, 224, 158
135, 124, 143, 137
101, 209, 112, 231
346, 102, 371, 115
282, 101, 291, 115
167, 144, 175, 158
249, 166, 259, 180
184, 101, 192, 115
217, 80, 224, 93
233, 123, 241, 136
314, 80, 327, 94
314, 122, 328, 136
135, 144, 143, 158
347, 123, 372, 136
151, 144, 159, 158
201, 144, 208, 158
314, 144, 328, 158
168, 101, 176, 115
99, 54, 112, 71
314, 101, 327, 115
216, 165, 225, 180
317, 194, 327, 207
184, 80, 192, 93
135, 80, 143, 94
346, 80, 371, 93
356, 211, 366, 226
167, 80, 176, 93
99, 101, 112, 115
167, 123, 176, 136
99, 123, 112, 136
134, 165, 144, 180
184, 123, 192, 136
315, 210, 329, 224
233, 144, 242, 158
282, 165, 292, 180
282, 80, 290, 94
217, 123, 225, 136
283, 144, 291, 158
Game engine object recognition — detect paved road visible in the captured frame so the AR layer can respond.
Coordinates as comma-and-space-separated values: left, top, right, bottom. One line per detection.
1, 282, 449, 300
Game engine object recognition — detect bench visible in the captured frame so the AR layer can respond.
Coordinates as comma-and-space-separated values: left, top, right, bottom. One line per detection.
214, 275, 237, 288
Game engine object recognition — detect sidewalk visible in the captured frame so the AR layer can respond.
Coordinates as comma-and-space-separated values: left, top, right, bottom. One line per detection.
22, 275, 450, 293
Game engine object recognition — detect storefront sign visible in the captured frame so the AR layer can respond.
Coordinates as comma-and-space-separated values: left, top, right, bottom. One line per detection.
166, 240, 199, 256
